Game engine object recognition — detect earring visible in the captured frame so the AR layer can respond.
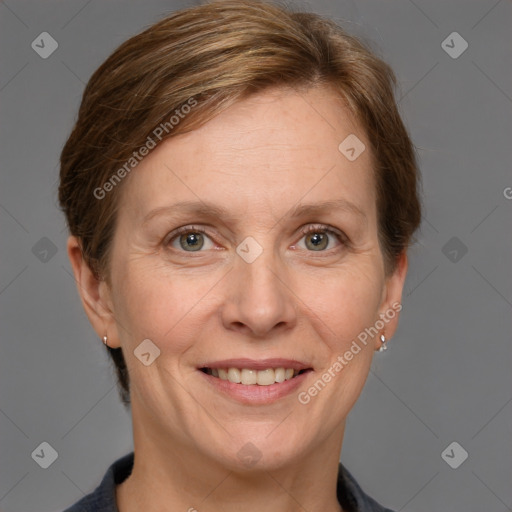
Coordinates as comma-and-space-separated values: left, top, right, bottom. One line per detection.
378, 333, 387, 352
102, 335, 108, 347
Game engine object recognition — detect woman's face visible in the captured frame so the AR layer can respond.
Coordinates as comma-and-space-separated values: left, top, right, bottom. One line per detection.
81, 86, 407, 470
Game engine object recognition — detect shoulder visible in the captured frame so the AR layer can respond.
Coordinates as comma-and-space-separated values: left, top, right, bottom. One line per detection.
337, 463, 395, 512
62, 452, 134, 512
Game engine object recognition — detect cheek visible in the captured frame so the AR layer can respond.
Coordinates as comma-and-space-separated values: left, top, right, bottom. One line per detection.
315, 273, 382, 397
112, 260, 222, 352
298, 262, 384, 348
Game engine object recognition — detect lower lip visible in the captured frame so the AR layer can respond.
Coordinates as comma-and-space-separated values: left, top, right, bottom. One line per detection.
198, 370, 311, 404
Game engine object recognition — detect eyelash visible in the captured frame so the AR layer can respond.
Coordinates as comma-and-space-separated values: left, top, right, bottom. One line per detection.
164, 224, 348, 253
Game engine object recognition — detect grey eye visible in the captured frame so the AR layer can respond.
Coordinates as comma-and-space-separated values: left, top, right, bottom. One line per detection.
169, 230, 214, 252
179, 232, 204, 251
304, 232, 329, 251
297, 229, 341, 252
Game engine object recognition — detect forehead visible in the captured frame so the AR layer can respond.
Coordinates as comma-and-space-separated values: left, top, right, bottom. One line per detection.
120, 86, 376, 224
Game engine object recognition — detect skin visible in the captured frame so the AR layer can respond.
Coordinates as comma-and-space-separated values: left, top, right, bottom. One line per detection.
68, 85, 408, 512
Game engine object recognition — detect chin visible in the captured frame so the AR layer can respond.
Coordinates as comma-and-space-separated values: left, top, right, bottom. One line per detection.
211, 426, 311, 473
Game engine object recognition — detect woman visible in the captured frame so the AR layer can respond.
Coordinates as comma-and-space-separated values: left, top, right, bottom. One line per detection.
59, 1, 421, 511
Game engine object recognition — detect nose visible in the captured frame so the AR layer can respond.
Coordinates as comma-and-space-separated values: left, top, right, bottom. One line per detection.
220, 250, 297, 338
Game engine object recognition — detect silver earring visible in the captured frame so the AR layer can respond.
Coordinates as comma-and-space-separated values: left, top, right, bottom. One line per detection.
378, 333, 387, 352
102, 335, 108, 346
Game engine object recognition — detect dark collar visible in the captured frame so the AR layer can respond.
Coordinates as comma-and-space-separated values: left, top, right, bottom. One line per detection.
63, 452, 394, 512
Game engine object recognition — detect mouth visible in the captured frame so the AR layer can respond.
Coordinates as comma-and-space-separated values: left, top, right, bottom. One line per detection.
199, 366, 312, 386
198, 360, 313, 404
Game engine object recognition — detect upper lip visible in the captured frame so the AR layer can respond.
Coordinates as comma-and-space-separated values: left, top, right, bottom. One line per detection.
199, 358, 312, 371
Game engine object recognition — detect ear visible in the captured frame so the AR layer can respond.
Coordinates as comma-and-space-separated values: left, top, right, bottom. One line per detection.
374, 251, 408, 350
66, 235, 121, 348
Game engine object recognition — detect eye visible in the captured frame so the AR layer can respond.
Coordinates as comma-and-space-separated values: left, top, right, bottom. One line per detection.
295, 225, 345, 252
165, 224, 345, 254
166, 226, 215, 252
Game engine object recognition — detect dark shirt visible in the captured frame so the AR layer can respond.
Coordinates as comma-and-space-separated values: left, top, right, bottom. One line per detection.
63, 452, 395, 512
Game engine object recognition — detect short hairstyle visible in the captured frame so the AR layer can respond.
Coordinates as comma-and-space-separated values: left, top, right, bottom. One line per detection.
59, 0, 421, 405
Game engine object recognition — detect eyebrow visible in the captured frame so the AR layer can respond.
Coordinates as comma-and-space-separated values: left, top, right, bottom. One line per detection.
288, 199, 366, 220
142, 198, 366, 225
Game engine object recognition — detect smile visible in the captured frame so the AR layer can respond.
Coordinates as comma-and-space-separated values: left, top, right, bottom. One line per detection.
200, 367, 310, 385
197, 359, 313, 404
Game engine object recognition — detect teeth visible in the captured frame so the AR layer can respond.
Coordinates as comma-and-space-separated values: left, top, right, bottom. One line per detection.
208, 367, 303, 385
256, 369, 275, 386
274, 367, 285, 383
227, 367, 241, 383
241, 368, 257, 385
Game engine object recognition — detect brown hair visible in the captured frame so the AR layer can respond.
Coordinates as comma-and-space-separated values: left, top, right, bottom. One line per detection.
59, 0, 421, 405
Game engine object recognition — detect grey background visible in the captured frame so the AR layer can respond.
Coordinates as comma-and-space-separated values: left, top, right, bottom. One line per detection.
1, 0, 511, 511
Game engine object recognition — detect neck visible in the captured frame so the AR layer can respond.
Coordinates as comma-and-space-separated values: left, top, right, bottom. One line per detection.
117, 405, 346, 512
